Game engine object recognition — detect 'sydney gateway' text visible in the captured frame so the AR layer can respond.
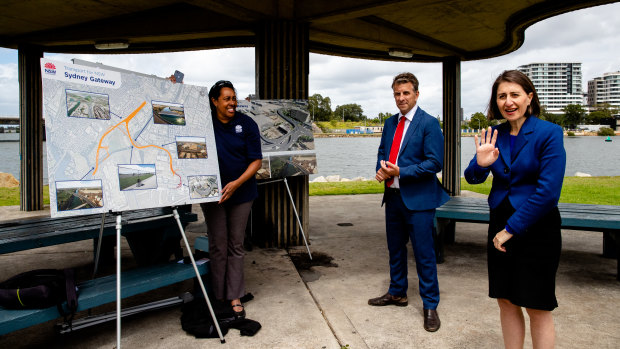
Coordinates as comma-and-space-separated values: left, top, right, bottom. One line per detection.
64, 72, 117, 86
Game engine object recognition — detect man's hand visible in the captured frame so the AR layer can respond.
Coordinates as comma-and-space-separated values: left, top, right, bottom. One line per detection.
375, 160, 400, 182
382, 160, 399, 177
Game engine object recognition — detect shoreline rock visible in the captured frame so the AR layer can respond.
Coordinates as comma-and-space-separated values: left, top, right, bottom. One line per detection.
0, 172, 19, 188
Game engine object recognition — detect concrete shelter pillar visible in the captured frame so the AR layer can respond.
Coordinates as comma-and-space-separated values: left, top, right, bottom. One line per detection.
442, 57, 461, 196
18, 46, 44, 211
253, 20, 310, 248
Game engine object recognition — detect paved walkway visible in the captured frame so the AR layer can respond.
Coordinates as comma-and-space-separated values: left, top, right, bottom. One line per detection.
0, 194, 619, 348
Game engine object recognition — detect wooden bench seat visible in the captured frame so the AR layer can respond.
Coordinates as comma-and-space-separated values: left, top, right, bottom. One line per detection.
0, 207, 196, 254
0, 206, 203, 335
435, 197, 620, 279
0, 261, 208, 335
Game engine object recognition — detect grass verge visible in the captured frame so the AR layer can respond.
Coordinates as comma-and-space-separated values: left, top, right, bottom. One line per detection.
0, 177, 617, 206
310, 177, 620, 205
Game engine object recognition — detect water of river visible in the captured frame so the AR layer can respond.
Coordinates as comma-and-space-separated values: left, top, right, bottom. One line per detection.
309, 135, 620, 180
0, 133, 618, 184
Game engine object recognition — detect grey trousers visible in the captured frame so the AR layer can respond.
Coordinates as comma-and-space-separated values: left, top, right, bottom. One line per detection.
200, 200, 253, 301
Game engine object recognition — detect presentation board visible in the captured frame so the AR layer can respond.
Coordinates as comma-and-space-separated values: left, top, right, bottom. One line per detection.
237, 100, 318, 179
41, 58, 221, 217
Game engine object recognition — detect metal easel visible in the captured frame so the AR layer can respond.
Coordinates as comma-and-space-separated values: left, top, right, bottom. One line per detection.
258, 177, 312, 260
85, 208, 226, 347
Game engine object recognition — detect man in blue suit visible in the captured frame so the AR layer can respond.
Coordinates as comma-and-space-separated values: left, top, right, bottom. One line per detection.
369, 72, 449, 332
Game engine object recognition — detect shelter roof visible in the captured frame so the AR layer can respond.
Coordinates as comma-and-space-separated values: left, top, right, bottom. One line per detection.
0, 0, 616, 61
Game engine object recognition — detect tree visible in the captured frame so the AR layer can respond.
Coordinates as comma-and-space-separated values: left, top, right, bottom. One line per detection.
334, 103, 364, 122
587, 110, 609, 125
376, 112, 392, 124
308, 94, 332, 121
586, 104, 618, 125
539, 106, 564, 127
469, 112, 488, 130
562, 104, 587, 129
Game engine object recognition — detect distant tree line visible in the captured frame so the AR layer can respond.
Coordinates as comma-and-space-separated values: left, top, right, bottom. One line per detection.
462, 104, 618, 130
308, 93, 391, 124
308, 92, 617, 130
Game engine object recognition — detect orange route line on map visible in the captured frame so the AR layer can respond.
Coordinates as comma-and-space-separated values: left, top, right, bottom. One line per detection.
92, 102, 179, 182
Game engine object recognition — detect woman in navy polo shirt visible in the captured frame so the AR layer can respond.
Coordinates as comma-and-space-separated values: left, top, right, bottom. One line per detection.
201, 80, 262, 318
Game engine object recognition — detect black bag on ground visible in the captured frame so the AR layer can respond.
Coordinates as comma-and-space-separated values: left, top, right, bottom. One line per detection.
0, 268, 78, 317
181, 293, 261, 338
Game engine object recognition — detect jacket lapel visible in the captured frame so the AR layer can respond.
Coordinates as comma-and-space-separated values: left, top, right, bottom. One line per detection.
511, 116, 535, 161
385, 114, 399, 156
497, 122, 511, 166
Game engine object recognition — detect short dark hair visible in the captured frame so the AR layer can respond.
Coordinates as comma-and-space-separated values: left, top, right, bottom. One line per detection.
208, 80, 236, 116
392, 72, 419, 91
487, 70, 540, 120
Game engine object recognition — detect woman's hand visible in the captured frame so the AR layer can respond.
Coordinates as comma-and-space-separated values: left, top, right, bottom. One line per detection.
474, 127, 499, 168
219, 180, 240, 204
493, 229, 513, 252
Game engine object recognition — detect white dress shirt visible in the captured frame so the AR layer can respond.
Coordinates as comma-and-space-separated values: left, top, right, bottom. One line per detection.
390, 105, 418, 188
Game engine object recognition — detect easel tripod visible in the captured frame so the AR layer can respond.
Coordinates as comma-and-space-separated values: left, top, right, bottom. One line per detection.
86, 207, 226, 347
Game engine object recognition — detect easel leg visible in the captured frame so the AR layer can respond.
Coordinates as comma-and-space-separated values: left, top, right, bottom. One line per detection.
115, 213, 122, 349
92, 212, 106, 279
283, 178, 312, 260
172, 208, 226, 343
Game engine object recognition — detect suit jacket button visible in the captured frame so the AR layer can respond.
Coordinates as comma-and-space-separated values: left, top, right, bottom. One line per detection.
504, 167, 509, 174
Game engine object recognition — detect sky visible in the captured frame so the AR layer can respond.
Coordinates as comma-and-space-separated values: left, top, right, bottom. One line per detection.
1, 3, 619, 120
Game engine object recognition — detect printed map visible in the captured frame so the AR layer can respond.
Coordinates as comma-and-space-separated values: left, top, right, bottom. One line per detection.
41, 58, 221, 217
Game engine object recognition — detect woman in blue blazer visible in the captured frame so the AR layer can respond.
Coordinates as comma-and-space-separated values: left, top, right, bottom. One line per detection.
465, 70, 566, 348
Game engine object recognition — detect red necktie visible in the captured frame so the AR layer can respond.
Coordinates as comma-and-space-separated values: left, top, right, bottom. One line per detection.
386, 117, 406, 187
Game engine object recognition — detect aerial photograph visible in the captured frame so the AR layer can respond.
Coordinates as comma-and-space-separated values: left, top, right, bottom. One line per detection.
238, 100, 315, 153
55, 180, 104, 211
268, 153, 317, 178
188, 175, 219, 199
176, 136, 208, 159
118, 164, 157, 191
65, 89, 110, 119
255, 158, 271, 179
152, 101, 186, 125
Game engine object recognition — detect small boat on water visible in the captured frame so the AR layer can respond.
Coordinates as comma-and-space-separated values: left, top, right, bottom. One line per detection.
605, 136, 612, 142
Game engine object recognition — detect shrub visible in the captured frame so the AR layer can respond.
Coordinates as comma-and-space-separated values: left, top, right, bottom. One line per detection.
567, 131, 575, 137
597, 127, 615, 136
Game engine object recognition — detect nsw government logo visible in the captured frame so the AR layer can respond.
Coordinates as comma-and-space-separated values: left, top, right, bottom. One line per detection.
43, 62, 56, 75
235, 125, 243, 134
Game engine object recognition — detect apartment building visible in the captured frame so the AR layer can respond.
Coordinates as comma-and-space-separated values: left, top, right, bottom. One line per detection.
518, 63, 584, 114
587, 71, 620, 109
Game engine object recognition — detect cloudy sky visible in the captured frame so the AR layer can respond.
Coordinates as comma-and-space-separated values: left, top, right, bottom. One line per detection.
1, 3, 619, 120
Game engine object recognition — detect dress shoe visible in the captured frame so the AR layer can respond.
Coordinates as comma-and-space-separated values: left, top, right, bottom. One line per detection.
368, 292, 408, 306
423, 308, 440, 332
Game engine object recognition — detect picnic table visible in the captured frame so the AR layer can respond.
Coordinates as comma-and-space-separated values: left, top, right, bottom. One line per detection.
435, 197, 620, 280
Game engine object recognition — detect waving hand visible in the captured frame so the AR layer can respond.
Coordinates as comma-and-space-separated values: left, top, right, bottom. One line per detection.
474, 127, 499, 168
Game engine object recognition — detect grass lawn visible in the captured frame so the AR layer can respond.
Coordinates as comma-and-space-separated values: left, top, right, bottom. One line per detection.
0, 185, 50, 206
0, 177, 618, 206
310, 177, 620, 206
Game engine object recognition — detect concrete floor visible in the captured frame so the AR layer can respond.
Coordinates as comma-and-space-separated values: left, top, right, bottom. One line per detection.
0, 193, 619, 348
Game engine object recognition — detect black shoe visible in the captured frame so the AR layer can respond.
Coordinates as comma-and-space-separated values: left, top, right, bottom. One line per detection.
368, 292, 408, 306
232, 304, 246, 319
423, 308, 440, 332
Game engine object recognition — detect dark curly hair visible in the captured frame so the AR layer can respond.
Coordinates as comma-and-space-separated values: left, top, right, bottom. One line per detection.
208, 80, 236, 116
